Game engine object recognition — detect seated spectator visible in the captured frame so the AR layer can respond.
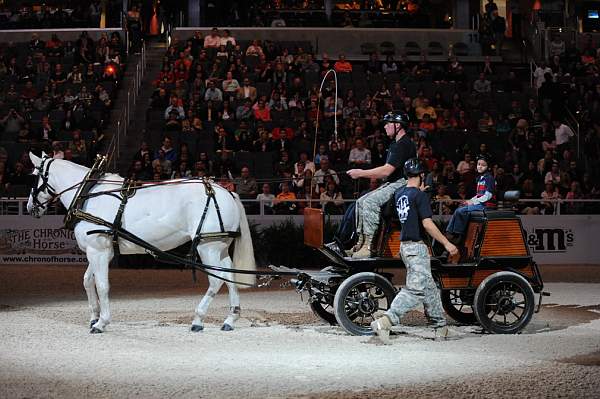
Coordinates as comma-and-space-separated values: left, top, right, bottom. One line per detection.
477, 111, 495, 134
544, 161, 562, 185
334, 54, 353, 73
320, 181, 345, 215
565, 181, 584, 214
295, 152, 316, 175
473, 72, 492, 95
204, 28, 221, 49
237, 78, 257, 102
436, 109, 457, 131
434, 184, 453, 215
415, 98, 437, 121
541, 182, 560, 214
165, 110, 182, 132
222, 71, 240, 99
518, 179, 540, 215
234, 166, 258, 200
204, 81, 223, 102
36, 115, 56, 143
1, 108, 25, 138
245, 40, 264, 57
257, 183, 275, 214
382, 55, 398, 75
273, 182, 297, 214
68, 131, 88, 165
348, 138, 371, 168
419, 114, 436, 134
253, 98, 271, 121
313, 156, 340, 189
164, 95, 185, 120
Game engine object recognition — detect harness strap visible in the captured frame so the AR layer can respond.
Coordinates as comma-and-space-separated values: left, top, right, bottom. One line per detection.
64, 155, 108, 230
111, 179, 137, 258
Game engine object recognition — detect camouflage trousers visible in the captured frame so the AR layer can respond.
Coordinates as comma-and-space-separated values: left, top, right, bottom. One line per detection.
355, 178, 407, 237
385, 241, 446, 327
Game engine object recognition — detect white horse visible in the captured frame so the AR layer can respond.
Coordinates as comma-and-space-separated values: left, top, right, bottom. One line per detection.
27, 152, 256, 333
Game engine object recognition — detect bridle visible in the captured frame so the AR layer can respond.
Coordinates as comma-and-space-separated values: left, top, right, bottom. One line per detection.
30, 156, 57, 214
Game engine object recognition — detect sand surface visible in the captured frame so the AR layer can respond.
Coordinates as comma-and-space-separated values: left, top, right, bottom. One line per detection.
0, 264, 599, 398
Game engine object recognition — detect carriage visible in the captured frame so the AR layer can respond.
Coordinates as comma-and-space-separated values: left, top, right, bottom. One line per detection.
28, 153, 548, 336
272, 194, 549, 336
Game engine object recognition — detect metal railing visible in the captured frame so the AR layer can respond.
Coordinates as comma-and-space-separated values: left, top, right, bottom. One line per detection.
2, 197, 598, 217
106, 41, 147, 172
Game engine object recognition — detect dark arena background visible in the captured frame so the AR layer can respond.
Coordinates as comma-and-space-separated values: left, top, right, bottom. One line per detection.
0, 1, 599, 398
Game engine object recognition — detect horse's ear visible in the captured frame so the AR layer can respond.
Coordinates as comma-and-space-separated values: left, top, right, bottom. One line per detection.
29, 152, 41, 167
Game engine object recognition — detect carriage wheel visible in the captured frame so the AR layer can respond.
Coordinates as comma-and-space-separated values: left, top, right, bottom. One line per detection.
310, 299, 337, 326
333, 272, 396, 336
441, 289, 477, 324
473, 271, 535, 334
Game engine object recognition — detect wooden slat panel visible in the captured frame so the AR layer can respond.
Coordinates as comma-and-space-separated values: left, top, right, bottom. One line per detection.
383, 229, 402, 258
303, 208, 323, 248
480, 220, 528, 256
464, 222, 482, 260
440, 264, 534, 288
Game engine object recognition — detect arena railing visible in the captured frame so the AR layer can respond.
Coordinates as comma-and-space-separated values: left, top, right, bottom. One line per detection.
106, 41, 146, 172
1, 198, 598, 217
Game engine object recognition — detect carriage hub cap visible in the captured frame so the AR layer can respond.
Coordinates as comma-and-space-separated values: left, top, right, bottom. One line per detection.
358, 293, 377, 314
497, 296, 516, 315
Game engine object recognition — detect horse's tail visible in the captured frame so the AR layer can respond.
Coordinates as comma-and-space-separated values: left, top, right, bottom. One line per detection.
232, 193, 256, 287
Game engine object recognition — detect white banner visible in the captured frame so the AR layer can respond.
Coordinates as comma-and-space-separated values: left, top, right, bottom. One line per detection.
0, 216, 86, 265
1, 215, 598, 265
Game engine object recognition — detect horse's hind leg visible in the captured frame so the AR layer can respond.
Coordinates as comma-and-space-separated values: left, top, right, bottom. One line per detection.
221, 255, 241, 331
191, 274, 224, 332
83, 264, 100, 328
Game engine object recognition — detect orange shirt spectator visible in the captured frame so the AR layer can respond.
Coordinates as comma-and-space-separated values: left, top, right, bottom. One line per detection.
334, 55, 353, 73
253, 101, 272, 121
419, 114, 436, 133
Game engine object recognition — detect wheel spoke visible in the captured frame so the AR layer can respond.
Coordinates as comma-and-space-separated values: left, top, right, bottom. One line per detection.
510, 310, 521, 319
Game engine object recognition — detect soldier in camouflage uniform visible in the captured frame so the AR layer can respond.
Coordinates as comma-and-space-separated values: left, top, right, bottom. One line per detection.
370, 158, 459, 344
347, 111, 416, 258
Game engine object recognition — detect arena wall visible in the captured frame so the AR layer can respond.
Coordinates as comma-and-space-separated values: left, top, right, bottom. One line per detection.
0, 215, 597, 265
173, 27, 483, 58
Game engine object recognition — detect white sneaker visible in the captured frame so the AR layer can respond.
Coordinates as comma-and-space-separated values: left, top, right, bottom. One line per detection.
370, 315, 393, 344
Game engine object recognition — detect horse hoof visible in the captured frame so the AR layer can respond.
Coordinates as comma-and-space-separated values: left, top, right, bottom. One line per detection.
90, 319, 99, 329
90, 327, 103, 334
190, 324, 204, 332
221, 324, 234, 331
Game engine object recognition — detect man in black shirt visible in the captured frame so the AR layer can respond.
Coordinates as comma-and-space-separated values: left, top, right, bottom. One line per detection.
346, 111, 416, 258
371, 158, 458, 344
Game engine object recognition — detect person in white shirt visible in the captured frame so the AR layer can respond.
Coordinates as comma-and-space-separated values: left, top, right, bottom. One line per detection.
219, 29, 236, 47
456, 153, 472, 175
294, 151, 315, 175
553, 119, 574, 153
256, 183, 275, 214
348, 138, 372, 167
533, 62, 552, 89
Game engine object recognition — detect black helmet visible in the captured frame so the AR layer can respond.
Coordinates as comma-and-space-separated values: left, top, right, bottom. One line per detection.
383, 111, 410, 127
404, 158, 426, 178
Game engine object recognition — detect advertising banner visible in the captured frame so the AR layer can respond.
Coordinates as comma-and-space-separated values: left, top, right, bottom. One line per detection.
0, 216, 86, 265
0, 215, 598, 265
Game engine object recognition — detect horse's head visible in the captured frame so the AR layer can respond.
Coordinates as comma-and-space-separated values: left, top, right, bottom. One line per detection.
27, 151, 57, 218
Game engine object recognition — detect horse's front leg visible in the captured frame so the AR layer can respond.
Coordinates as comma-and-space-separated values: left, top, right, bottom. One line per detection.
83, 264, 100, 328
87, 246, 113, 333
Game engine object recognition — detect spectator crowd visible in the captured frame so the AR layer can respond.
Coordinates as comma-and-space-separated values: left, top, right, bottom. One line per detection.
122, 27, 600, 215
0, 31, 124, 196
